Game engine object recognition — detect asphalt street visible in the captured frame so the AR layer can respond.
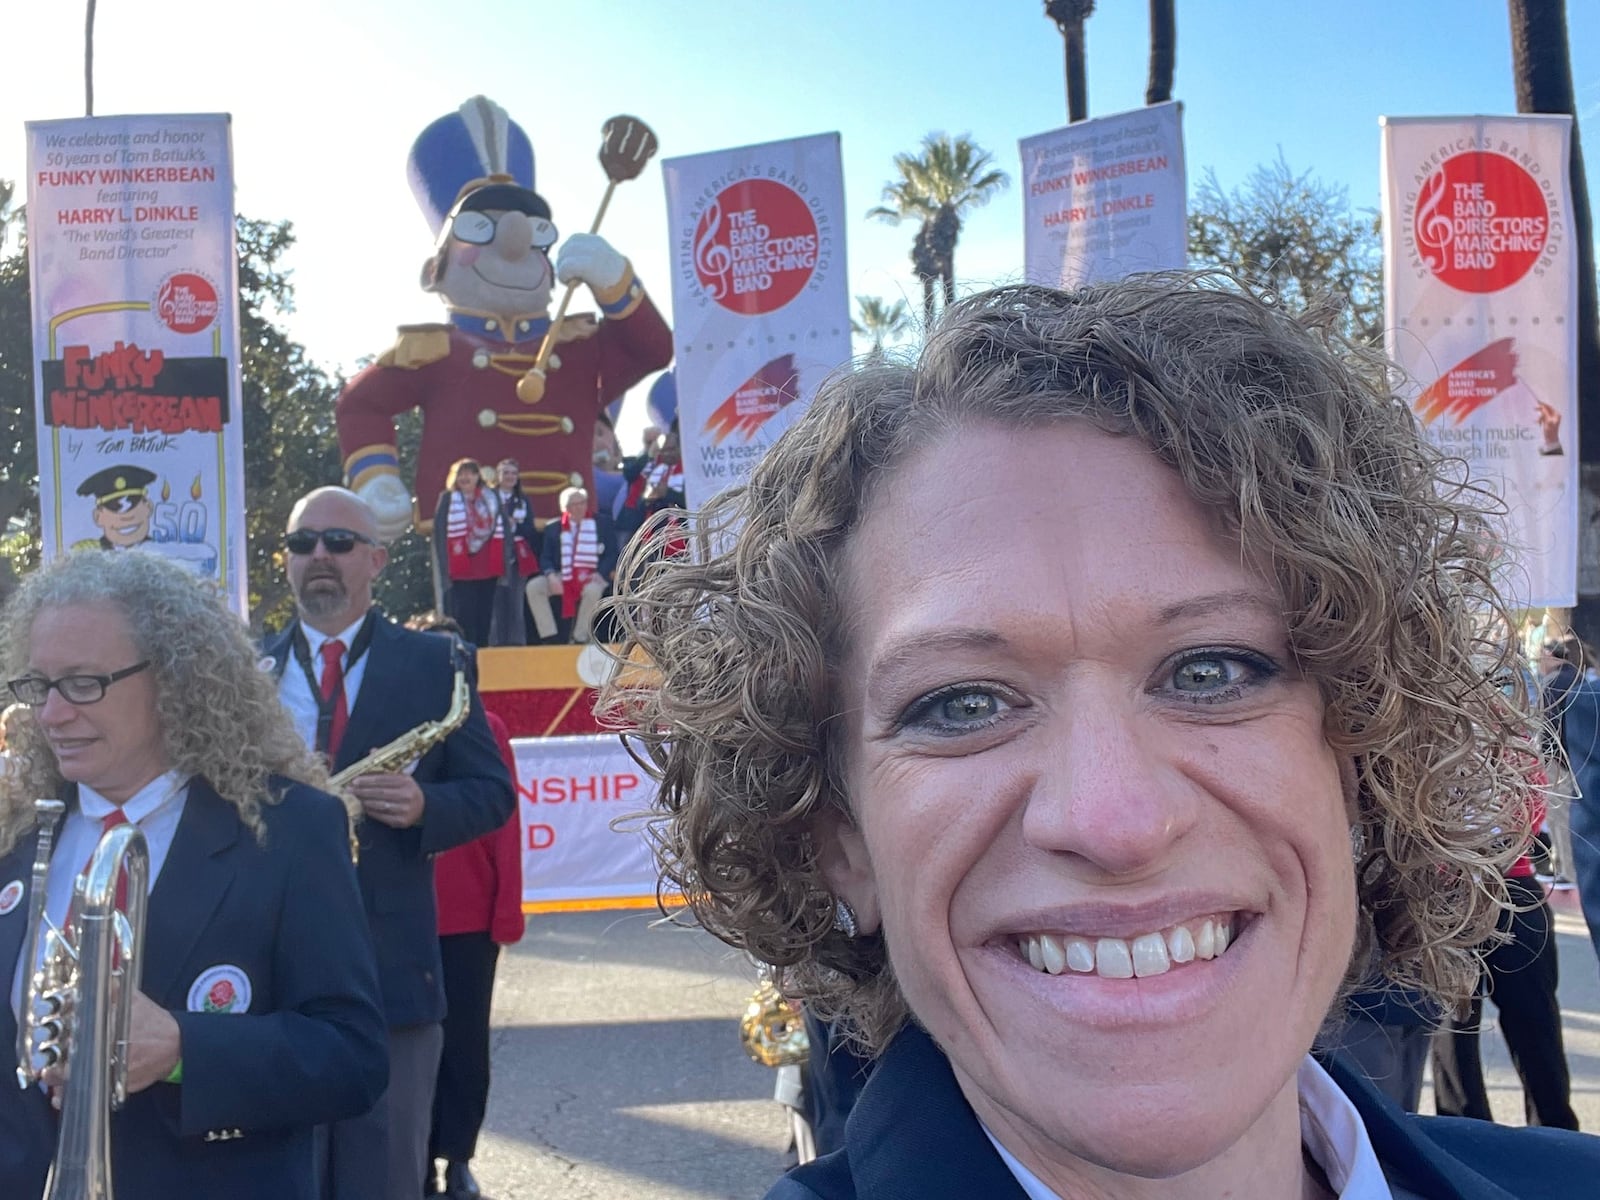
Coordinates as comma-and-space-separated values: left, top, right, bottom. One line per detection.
468, 894, 1600, 1200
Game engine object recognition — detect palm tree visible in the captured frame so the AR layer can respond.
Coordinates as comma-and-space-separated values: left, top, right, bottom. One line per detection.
869, 134, 1009, 323
1146, 0, 1176, 105
1044, 0, 1096, 122
852, 296, 913, 358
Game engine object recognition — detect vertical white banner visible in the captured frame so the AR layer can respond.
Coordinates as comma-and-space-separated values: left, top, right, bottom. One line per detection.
1381, 115, 1578, 609
26, 114, 246, 612
663, 133, 851, 511
1020, 102, 1187, 290
512, 735, 660, 911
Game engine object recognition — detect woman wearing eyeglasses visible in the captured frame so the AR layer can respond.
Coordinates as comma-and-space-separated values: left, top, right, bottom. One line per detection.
432, 458, 503, 648
0, 551, 388, 1200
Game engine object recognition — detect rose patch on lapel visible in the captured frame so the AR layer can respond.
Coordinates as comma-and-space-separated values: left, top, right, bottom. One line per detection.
0, 880, 22, 916
187, 964, 251, 1014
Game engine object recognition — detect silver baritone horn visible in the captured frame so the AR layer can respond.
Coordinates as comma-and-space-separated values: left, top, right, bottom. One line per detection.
16, 797, 151, 1200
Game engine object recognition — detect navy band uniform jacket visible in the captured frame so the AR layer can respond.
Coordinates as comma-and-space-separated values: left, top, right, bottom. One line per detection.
0, 777, 388, 1200
769, 1023, 1600, 1199
264, 614, 517, 1028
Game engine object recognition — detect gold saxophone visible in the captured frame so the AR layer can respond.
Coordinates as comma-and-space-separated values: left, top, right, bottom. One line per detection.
330, 666, 471, 789
16, 797, 151, 1200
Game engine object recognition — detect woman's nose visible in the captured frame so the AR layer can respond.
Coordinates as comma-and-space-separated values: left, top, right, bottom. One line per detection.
1020, 696, 1199, 875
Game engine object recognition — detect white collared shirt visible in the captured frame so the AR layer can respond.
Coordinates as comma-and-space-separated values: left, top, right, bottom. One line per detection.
278, 614, 370, 753
10, 771, 190, 1059
983, 1055, 1394, 1199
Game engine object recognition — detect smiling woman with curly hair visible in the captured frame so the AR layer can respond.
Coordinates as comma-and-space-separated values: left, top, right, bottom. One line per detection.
0, 550, 386, 1200
600, 274, 1600, 1198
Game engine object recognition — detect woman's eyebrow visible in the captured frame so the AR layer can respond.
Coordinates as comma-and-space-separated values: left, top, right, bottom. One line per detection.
1155, 589, 1284, 626
866, 629, 1008, 685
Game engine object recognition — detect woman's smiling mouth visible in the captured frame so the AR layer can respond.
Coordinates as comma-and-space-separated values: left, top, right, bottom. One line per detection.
1016, 912, 1247, 979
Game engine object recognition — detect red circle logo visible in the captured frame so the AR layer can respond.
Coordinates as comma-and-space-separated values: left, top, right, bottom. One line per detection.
693, 179, 818, 315
155, 272, 219, 334
1413, 152, 1548, 293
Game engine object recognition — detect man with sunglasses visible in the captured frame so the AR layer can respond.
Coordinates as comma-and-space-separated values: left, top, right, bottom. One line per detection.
334, 96, 672, 545
264, 486, 514, 1200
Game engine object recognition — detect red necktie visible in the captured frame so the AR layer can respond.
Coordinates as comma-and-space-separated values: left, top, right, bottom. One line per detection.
65, 808, 130, 937
319, 639, 349, 758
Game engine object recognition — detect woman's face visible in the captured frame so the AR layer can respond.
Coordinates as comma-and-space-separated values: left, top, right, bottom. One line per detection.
455, 466, 480, 492
26, 602, 171, 805
825, 422, 1355, 1186
497, 462, 519, 488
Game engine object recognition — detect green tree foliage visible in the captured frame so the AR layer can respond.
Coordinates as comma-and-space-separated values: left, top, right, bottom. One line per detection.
851, 295, 913, 358
1187, 154, 1383, 343
0, 195, 435, 628
869, 134, 1009, 324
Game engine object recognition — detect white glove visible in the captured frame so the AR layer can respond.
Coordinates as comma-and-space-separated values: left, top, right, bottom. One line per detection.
356, 474, 413, 543
555, 233, 627, 292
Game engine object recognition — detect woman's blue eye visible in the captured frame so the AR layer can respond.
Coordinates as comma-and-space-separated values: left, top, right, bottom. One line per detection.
899, 685, 1013, 734
1168, 651, 1277, 700
940, 692, 999, 722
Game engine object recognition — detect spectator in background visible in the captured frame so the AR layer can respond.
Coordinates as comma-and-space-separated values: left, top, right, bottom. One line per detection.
489, 460, 536, 647
1430, 755, 1579, 1129
433, 458, 504, 647
405, 613, 525, 1200
525, 486, 617, 645
1538, 635, 1584, 888
1559, 653, 1600, 973
615, 421, 687, 579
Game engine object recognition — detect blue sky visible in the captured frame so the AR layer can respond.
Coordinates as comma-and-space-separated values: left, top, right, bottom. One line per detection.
3, 0, 1597, 442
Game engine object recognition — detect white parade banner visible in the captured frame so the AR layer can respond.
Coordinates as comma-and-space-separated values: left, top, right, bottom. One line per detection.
512, 735, 663, 912
1020, 102, 1187, 290
26, 114, 246, 612
1381, 115, 1578, 609
663, 133, 851, 511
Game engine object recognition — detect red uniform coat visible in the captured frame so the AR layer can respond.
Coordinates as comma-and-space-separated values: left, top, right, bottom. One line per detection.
434, 711, 525, 943
338, 296, 673, 527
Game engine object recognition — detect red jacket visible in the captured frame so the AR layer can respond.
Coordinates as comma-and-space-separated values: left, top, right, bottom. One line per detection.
434, 711, 525, 942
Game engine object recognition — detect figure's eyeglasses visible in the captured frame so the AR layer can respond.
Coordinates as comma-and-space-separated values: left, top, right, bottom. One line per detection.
449, 209, 558, 250
284, 527, 377, 556
7, 661, 151, 707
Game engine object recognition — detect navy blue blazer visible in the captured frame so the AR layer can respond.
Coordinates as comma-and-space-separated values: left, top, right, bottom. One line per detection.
1559, 676, 1600, 964
537, 511, 620, 582
265, 613, 516, 1028
769, 1023, 1600, 1199
0, 777, 387, 1200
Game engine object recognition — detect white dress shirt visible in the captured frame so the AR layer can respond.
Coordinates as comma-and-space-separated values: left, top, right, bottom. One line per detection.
278, 615, 370, 753
10, 771, 189, 1066
983, 1055, 1396, 1199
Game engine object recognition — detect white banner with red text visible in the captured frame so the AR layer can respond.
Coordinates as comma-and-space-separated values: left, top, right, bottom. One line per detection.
26, 114, 246, 613
1381, 115, 1578, 609
1020, 102, 1187, 290
662, 133, 851, 512
513, 735, 664, 913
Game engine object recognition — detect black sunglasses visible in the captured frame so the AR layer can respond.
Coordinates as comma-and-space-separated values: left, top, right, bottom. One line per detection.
8, 661, 151, 707
285, 527, 377, 556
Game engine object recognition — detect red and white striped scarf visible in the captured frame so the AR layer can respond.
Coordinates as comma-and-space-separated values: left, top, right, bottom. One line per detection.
559, 515, 600, 617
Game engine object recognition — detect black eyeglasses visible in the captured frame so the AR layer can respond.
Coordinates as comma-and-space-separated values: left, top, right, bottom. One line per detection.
285, 527, 377, 556
7, 661, 151, 707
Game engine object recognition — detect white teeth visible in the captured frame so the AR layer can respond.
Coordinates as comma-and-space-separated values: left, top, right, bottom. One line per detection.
1065, 937, 1096, 973
1167, 924, 1195, 963
1017, 914, 1241, 978
1095, 937, 1135, 979
1038, 935, 1066, 976
1131, 932, 1171, 977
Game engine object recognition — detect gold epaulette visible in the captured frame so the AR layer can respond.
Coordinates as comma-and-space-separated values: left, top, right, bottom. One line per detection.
556, 314, 600, 344
377, 324, 454, 369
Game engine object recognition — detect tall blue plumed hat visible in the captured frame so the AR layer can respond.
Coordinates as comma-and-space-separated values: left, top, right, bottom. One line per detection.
406, 96, 550, 234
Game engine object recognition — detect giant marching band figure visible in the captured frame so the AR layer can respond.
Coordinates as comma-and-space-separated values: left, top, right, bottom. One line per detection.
336, 96, 673, 544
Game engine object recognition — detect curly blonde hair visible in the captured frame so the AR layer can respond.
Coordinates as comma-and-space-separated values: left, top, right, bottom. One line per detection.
0, 551, 334, 855
599, 274, 1536, 1052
